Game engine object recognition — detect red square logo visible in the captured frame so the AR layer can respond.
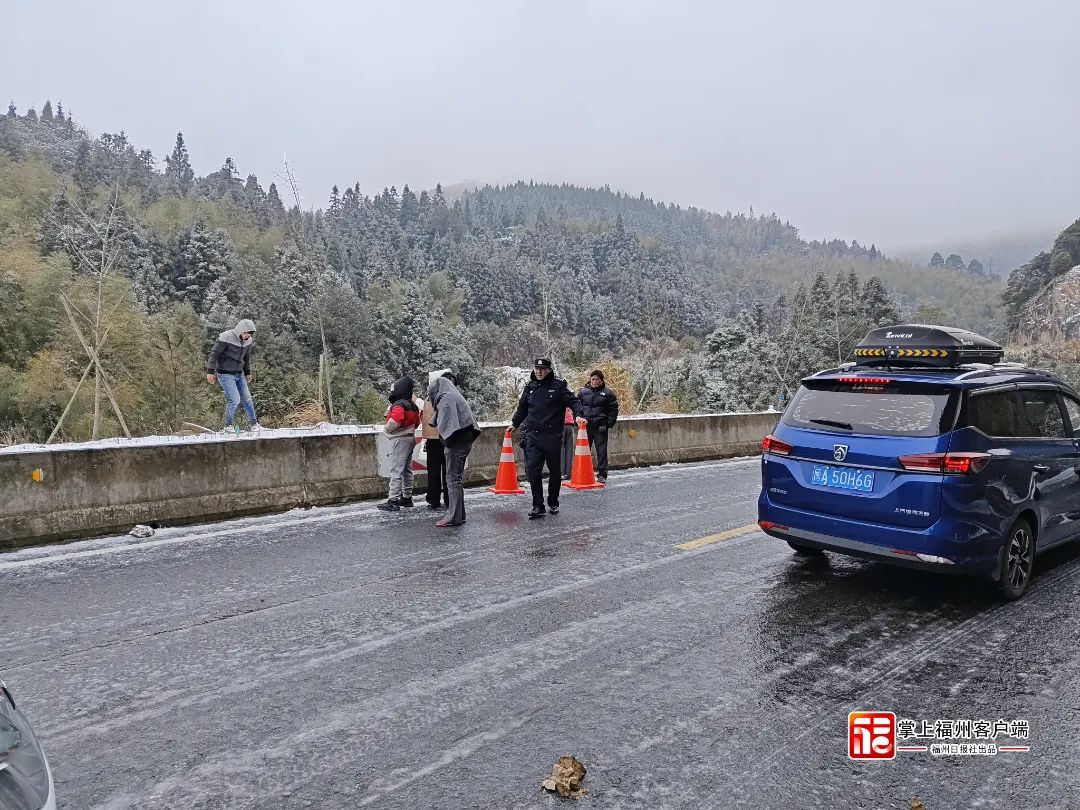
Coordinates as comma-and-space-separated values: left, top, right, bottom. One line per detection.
848, 711, 895, 759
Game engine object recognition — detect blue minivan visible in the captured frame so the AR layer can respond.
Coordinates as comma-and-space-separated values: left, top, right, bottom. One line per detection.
757, 324, 1080, 600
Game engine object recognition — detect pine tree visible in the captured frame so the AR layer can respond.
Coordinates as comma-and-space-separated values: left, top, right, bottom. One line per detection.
25, 107, 38, 123
861, 276, 899, 326
327, 185, 342, 228
39, 188, 73, 255
701, 307, 781, 412
169, 223, 233, 315
945, 253, 965, 271
72, 141, 100, 200
243, 175, 265, 214
5, 102, 15, 119
265, 182, 286, 225
40, 100, 53, 122
967, 258, 985, 276
399, 185, 419, 229
164, 132, 195, 195
417, 189, 431, 227
275, 240, 315, 332
930, 252, 944, 267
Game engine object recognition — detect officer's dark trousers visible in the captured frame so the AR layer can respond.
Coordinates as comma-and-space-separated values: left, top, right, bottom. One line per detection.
525, 431, 563, 508
588, 425, 610, 477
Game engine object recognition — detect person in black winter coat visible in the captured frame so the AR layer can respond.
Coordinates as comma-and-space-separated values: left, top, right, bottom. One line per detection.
206, 318, 260, 431
511, 358, 583, 518
578, 369, 619, 481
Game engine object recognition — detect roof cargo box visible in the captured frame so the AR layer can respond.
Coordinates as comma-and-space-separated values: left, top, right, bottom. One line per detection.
853, 324, 1004, 367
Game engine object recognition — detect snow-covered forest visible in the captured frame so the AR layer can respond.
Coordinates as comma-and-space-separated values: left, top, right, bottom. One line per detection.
0, 100, 1009, 442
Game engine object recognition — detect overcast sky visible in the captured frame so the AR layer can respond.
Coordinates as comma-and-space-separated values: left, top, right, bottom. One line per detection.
5, 0, 1078, 249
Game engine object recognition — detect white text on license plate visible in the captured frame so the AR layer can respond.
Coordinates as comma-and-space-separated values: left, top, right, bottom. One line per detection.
811, 464, 874, 492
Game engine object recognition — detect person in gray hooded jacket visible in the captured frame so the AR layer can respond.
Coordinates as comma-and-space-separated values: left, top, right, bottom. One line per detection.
427, 375, 481, 527
206, 319, 260, 432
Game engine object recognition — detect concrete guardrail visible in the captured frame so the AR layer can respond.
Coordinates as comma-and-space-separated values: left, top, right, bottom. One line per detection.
0, 412, 779, 550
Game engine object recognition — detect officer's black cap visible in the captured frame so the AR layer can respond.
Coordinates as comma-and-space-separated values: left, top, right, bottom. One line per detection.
534, 358, 553, 369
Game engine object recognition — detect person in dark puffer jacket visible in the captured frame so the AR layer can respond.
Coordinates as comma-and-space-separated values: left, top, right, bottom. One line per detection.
511, 358, 583, 519
379, 376, 421, 511
206, 318, 260, 432
578, 369, 619, 481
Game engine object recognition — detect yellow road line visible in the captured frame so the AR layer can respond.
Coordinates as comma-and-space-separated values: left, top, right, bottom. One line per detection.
676, 524, 760, 551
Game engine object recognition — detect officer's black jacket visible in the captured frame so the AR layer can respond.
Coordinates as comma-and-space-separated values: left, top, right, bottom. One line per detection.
512, 372, 582, 435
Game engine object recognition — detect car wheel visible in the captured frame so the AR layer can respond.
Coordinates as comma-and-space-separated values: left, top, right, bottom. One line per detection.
787, 540, 825, 556
997, 519, 1035, 601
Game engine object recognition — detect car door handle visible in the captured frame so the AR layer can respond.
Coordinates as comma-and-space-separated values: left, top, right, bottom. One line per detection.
1033, 464, 1050, 473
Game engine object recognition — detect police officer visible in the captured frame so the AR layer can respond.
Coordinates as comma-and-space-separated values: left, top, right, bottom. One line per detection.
578, 369, 619, 482
510, 358, 583, 518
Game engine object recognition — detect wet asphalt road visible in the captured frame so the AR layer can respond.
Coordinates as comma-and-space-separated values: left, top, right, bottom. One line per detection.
2, 458, 1080, 809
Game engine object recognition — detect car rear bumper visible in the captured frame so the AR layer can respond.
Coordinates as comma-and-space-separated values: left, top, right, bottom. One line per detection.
757, 491, 1001, 576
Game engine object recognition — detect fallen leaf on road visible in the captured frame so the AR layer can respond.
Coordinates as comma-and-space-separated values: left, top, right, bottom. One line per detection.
911, 800, 926, 810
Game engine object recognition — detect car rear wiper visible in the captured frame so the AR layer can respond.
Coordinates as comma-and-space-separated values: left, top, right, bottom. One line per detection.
809, 418, 853, 430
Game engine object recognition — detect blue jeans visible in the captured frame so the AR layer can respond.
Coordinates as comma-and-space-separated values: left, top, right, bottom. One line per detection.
218, 374, 257, 426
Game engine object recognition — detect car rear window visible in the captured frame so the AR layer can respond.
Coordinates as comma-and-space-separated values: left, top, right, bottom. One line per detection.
783, 381, 958, 437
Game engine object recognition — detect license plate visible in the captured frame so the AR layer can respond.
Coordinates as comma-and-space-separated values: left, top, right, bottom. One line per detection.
811, 464, 874, 492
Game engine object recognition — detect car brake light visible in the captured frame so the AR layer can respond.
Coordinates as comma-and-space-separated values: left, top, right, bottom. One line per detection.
838, 376, 892, 385
762, 434, 793, 455
898, 452, 991, 474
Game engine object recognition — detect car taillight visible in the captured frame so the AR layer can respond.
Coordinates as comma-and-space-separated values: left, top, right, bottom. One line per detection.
898, 452, 991, 474
762, 434, 793, 455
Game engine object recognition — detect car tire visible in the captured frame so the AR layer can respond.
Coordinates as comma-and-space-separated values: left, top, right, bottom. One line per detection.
787, 540, 825, 556
997, 518, 1035, 601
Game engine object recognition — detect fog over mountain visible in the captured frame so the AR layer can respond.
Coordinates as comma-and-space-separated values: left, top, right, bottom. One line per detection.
4, 0, 1078, 248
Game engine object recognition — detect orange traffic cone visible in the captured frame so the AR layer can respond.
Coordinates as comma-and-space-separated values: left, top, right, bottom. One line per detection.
489, 428, 525, 494
565, 423, 605, 490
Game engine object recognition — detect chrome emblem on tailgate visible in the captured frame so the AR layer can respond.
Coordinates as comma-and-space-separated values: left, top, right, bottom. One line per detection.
833, 445, 848, 462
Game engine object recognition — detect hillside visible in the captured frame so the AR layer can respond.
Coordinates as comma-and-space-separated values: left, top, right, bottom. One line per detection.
1002, 218, 1080, 337
0, 100, 1003, 441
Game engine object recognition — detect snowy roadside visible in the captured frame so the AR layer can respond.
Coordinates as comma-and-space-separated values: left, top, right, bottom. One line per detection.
0, 422, 382, 455
0, 412, 775, 456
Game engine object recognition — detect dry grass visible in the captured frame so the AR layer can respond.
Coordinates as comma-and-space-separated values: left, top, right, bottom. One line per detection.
0, 424, 33, 447
281, 400, 329, 428
571, 360, 638, 415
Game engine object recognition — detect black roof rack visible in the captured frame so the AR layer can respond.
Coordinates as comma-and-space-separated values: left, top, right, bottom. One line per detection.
852, 324, 1003, 368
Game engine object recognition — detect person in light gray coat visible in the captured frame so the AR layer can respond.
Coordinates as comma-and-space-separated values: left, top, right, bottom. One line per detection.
427, 375, 481, 527
206, 318, 260, 432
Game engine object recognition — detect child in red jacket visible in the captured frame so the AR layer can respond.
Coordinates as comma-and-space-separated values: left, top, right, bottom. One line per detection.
378, 376, 421, 511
